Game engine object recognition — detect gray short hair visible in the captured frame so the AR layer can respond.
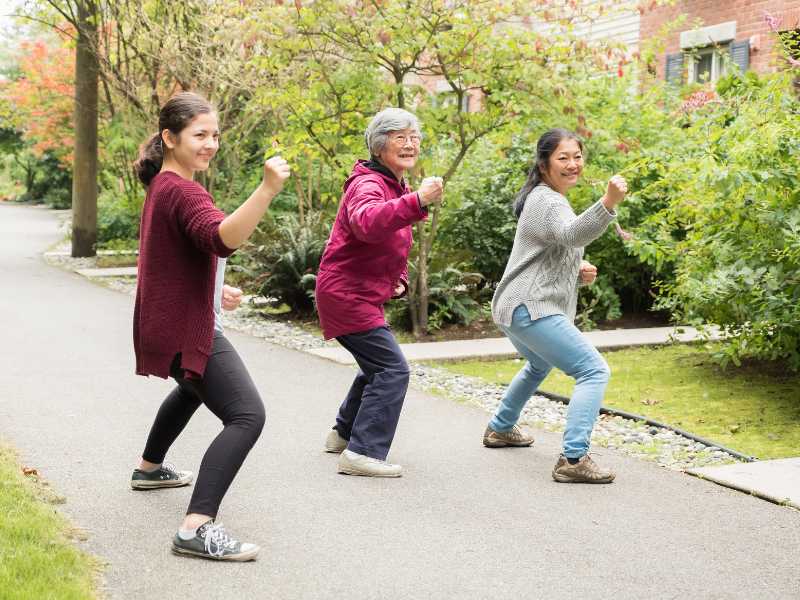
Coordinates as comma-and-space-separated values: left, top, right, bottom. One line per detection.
364, 108, 422, 157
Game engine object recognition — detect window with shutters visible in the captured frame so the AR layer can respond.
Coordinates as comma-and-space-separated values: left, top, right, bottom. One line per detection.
687, 45, 729, 83
671, 22, 746, 85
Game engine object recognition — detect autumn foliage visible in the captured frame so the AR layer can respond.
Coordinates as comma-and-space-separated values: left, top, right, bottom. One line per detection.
1, 34, 75, 166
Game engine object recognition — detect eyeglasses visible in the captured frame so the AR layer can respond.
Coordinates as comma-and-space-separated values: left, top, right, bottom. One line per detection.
390, 133, 421, 145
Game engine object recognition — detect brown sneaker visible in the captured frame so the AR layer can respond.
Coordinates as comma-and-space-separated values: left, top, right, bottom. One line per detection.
552, 454, 615, 484
483, 424, 534, 448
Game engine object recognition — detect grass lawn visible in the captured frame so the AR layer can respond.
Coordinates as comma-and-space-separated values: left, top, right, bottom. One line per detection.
95, 254, 138, 269
0, 444, 100, 599
436, 344, 800, 460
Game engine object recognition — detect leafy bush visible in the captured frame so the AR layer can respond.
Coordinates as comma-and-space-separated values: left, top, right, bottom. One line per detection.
249, 211, 329, 314
575, 275, 622, 331
426, 266, 486, 331
15, 152, 72, 208
97, 189, 142, 246
630, 71, 800, 368
436, 138, 526, 286
387, 264, 485, 332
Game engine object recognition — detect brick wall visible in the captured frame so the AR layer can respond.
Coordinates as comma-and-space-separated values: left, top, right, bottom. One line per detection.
640, 0, 800, 79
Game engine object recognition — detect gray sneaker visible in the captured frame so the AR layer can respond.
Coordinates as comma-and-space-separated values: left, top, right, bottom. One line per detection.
337, 449, 402, 477
483, 424, 535, 448
324, 428, 348, 453
552, 454, 615, 484
131, 463, 193, 490
172, 521, 260, 562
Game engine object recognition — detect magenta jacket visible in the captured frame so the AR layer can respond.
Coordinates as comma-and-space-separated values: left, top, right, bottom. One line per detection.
315, 160, 428, 339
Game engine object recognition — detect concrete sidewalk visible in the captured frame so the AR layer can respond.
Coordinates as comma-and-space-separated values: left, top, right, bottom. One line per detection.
688, 459, 800, 510
2, 203, 799, 600
309, 326, 718, 364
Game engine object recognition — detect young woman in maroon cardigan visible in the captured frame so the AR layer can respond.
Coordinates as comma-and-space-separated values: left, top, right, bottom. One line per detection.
131, 92, 289, 561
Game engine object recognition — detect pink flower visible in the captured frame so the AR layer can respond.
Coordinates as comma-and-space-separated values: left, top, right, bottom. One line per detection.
764, 11, 782, 32
680, 90, 718, 113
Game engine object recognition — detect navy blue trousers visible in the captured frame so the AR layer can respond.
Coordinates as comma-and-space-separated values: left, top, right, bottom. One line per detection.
334, 326, 410, 460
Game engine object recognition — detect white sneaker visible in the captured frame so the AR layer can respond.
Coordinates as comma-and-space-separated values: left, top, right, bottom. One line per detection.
324, 429, 348, 453
337, 449, 402, 477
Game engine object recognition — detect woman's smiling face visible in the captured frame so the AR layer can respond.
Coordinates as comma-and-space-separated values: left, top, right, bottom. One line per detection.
377, 128, 420, 178
163, 112, 220, 174
544, 137, 584, 194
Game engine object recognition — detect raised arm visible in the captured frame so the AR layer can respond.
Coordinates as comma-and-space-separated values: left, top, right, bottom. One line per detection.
218, 156, 291, 249
347, 179, 427, 243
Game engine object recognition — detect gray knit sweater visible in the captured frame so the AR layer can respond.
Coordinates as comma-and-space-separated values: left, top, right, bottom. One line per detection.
491, 184, 616, 326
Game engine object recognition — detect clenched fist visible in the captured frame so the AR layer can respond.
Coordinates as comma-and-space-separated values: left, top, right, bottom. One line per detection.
262, 156, 291, 195
602, 175, 628, 210
418, 176, 443, 207
221, 285, 243, 311
579, 260, 597, 285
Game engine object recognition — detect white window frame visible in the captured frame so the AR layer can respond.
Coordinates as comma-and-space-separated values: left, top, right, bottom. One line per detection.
687, 45, 728, 84
681, 21, 736, 84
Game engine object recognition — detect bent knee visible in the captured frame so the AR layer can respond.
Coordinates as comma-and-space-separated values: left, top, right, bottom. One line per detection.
251, 402, 266, 433
596, 358, 611, 381
385, 358, 410, 381
229, 396, 266, 437
573, 356, 610, 383
394, 365, 411, 384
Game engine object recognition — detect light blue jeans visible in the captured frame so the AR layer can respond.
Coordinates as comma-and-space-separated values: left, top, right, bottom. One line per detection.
490, 305, 610, 458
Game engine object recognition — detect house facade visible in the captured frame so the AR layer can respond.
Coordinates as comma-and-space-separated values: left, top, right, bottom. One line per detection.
640, 0, 800, 84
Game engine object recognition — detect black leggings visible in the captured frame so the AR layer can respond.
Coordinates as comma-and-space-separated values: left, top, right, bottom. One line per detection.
141, 334, 265, 518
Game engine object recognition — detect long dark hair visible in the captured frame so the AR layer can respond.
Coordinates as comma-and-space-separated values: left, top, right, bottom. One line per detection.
513, 128, 584, 218
133, 92, 215, 186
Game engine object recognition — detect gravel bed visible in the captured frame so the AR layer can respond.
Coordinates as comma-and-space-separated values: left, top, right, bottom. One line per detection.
411, 363, 741, 470
46, 250, 743, 471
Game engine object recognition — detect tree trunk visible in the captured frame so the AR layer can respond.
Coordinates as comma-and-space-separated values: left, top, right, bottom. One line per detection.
71, 0, 99, 258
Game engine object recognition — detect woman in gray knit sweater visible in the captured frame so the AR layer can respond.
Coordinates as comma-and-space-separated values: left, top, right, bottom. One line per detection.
485, 128, 627, 483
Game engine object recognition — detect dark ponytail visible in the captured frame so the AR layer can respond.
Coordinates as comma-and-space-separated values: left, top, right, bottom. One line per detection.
513, 128, 584, 218
133, 133, 163, 187
133, 91, 215, 186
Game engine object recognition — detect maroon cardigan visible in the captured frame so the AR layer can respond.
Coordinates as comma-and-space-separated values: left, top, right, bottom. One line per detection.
133, 171, 234, 378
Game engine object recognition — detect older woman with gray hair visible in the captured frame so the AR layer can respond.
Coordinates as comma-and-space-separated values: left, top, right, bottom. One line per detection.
315, 107, 443, 477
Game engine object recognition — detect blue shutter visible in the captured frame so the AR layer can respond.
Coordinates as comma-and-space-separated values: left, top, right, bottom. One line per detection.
730, 40, 750, 73
665, 52, 684, 84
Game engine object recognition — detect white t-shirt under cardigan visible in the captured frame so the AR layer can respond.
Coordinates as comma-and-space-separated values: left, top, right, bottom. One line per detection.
491, 183, 616, 327
213, 257, 227, 334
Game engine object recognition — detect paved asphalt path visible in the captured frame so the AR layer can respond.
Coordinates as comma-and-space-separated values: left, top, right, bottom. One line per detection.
1, 203, 799, 600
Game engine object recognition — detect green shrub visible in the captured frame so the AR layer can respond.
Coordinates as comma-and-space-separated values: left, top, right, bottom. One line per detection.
436, 138, 527, 286
16, 152, 72, 208
387, 264, 486, 332
630, 71, 800, 368
249, 211, 329, 315
96, 189, 142, 246
426, 266, 486, 331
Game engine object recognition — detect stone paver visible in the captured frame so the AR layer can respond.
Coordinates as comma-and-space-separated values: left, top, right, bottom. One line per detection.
688, 458, 800, 510
308, 326, 720, 365
75, 266, 138, 278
